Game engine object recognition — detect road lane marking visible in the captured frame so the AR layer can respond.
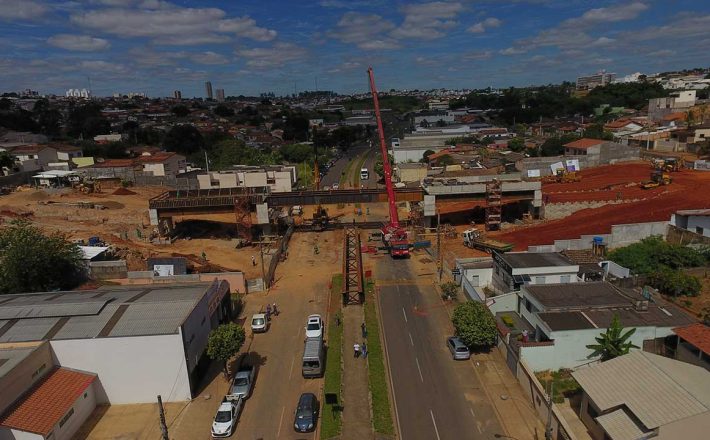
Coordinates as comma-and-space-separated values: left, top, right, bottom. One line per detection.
380, 295, 404, 440
408, 332, 414, 346
277, 406, 285, 437
289, 357, 296, 379
415, 357, 424, 382
430, 410, 441, 440
402, 307, 408, 323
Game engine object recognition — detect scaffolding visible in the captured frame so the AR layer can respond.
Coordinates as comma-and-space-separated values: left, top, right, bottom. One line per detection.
342, 227, 364, 306
485, 179, 502, 231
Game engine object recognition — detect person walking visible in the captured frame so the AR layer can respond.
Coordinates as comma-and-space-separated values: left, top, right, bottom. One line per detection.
353, 343, 361, 358
361, 322, 367, 338
251, 255, 256, 266
272, 303, 278, 316
362, 342, 368, 358
265, 303, 271, 321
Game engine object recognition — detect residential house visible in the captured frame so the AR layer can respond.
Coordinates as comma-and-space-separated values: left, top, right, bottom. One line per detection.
603, 119, 643, 133
572, 351, 710, 440
491, 251, 581, 294
93, 134, 123, 144
648, 90, 697, 122
394, 163, 428, 183
6, 145, 59, 171
670, 209, 710, 238
0, 342, 98, 440
53, 145, 83, 162
563, 138, 639, 166
490, 281, 696, 371
672, 323, 710, 371
137, 152, 186, 177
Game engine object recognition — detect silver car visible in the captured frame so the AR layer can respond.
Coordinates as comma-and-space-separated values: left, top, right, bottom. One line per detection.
447, 337, 471, 360
228, 365, 255, 400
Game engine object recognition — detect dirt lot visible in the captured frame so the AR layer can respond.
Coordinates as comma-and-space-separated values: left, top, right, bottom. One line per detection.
496, 162, 710, 249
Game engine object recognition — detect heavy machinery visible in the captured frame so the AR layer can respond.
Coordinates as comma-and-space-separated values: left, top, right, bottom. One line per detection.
651, 157, 683, 172
639, 170, 672, 189
368, 67, 409, 258
462, 228, 514, 253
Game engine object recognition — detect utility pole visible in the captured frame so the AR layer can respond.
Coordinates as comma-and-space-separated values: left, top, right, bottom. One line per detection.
260, 239, 266, 287
545, 381, 554, 440
437, 209, 442, 281
157, 395, 169, 440
205, 150, 210, 174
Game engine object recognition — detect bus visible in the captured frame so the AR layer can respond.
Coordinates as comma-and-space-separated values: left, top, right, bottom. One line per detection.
360, 168, 369, 180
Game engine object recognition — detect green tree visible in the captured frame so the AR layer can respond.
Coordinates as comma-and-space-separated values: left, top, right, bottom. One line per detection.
0, 221, 84, 294
508, 137, 525, 152
648, 268, 702, 297
421, 149, 435, 163
67, 102, 109, 139
0, 151, 14, 169
206, 322, 246, 375
586, 315, 638, 361
32, 99, 61, 137
213, 105, 235, 117
607, 236, 705, 274
452, 301, 497, 348
171, 105, 190, 117
163, 124, 204, 155
374, 153, 395, 179
440, 282, 459, 300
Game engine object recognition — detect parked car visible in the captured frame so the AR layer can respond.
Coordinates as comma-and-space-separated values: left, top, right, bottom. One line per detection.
251, 313, 269, 333
293, 392, 319, 433
447, 336, 471, 360
228, 365, 256, 400
305, 314, 323, 339
211, 398, 242, 438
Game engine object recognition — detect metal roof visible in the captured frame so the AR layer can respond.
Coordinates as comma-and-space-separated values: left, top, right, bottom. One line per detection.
537, 311, 596, 331
596, 408, 649, 440
0, 283, 219, 342
572, 351, 710, 432
524, 282, 631, 309
0, 344, 42, 380
500, 252, 576, 269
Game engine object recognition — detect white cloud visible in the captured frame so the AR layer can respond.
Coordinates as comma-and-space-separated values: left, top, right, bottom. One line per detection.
189, 51, 229, 65
500, 47, 526, 55
71, 2, 277, 45
391, 2, 463, 40
47, 34, 111, 51
329, 12, 399, 49
565, 2, 648, 28
327, 61, 362, 73
79, 60, 130, 74
463, 50, 492, 60
467, 17, 501, 34
0, 0, 48, 20
236, 42, 307, 68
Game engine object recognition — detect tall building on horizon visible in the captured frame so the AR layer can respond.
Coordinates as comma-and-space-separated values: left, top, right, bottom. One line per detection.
205, 81, 213, 100
174, 90, 182, 100
576, 70, 616, 91
216, 88, 225, 102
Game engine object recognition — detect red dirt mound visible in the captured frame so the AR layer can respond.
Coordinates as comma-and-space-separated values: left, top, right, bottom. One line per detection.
112, 187, 137, 195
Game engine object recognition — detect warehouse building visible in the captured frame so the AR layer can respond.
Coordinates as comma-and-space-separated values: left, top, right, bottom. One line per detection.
0, 281, 231, 405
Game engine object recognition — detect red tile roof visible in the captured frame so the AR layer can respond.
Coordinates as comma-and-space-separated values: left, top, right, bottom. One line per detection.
136, 152, 181, 163
673, 323, 710, 356
564, 138, 605, 150
92, 159, 136, 168
0, 368, 95, 436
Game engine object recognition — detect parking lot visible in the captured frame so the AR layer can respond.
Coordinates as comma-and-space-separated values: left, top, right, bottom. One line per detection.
76, 231, 341, 440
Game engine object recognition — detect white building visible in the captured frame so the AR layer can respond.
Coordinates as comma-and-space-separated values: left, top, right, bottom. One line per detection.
0, 282, 232, 405
197, 165, 297, 192
491, 251, 582, 293
489, 282, 695, 371
670, 209, 710, 237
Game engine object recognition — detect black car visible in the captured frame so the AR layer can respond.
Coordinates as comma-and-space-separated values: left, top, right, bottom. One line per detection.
293, 393, 319, 433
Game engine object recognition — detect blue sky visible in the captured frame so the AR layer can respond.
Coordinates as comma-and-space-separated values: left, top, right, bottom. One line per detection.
1, 0, 709, 97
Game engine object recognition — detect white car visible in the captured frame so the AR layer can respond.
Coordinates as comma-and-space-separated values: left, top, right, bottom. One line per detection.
211, 398, 241, 438
305, 314, 323, 339
251, 313, 269, 333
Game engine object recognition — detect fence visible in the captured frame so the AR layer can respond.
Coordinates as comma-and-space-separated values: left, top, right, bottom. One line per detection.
265, 224, 294, 288
0, 171, 34, 187
496, 326, 575, 440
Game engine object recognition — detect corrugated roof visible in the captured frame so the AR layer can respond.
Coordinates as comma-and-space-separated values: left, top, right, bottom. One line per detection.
0, 283, 220, 343
501, 252, 576, 269
0, 367, 96, 436
524, 282, 629, 309
596, 408, 649, 440
673, 323, 710, 356
572, 351, 710, 431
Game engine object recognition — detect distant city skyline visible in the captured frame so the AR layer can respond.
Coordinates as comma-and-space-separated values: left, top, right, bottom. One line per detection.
1, 0, 709, 97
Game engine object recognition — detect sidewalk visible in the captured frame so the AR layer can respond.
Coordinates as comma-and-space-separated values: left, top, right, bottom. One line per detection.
341, 304, 375, 439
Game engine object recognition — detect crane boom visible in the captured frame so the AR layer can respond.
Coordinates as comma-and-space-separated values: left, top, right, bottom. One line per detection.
367, 67, 399, 228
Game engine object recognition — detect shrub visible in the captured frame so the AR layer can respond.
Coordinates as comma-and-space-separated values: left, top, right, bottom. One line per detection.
501, 315, 515, 328
452, 301, 497, 347
648, 268, 702, 297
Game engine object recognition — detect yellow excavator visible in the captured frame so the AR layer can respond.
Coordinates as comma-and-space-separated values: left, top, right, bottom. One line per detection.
639, 170, 672, 189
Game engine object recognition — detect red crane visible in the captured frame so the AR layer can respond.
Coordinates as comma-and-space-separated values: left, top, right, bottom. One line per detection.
368, 67, 409, 257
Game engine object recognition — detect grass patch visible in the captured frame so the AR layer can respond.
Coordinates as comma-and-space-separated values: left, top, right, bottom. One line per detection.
339, 159, 353, 188
352, 151, 369, 188
321, 274, 344, 439
534, 369, 582, 404
364, 280, 395, 435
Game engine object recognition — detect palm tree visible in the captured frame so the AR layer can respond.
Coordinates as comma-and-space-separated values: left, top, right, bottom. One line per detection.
586, 315, 639, 362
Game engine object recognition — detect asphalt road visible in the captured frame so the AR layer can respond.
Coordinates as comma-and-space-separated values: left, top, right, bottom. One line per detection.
320, 142, 380, 190
377, 258, 504, 440
233, 235, 330, 440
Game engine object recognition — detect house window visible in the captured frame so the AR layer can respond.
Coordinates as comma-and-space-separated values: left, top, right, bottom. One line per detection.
560, 275, 571, 283
535, 276, 545, 284
31, 363, 46, 379
696, 227, 704, 235
59, 408, 74, 428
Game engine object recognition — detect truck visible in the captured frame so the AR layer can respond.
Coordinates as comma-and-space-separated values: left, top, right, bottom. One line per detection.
462, 228, 514, 253
302, 335, 325, 378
